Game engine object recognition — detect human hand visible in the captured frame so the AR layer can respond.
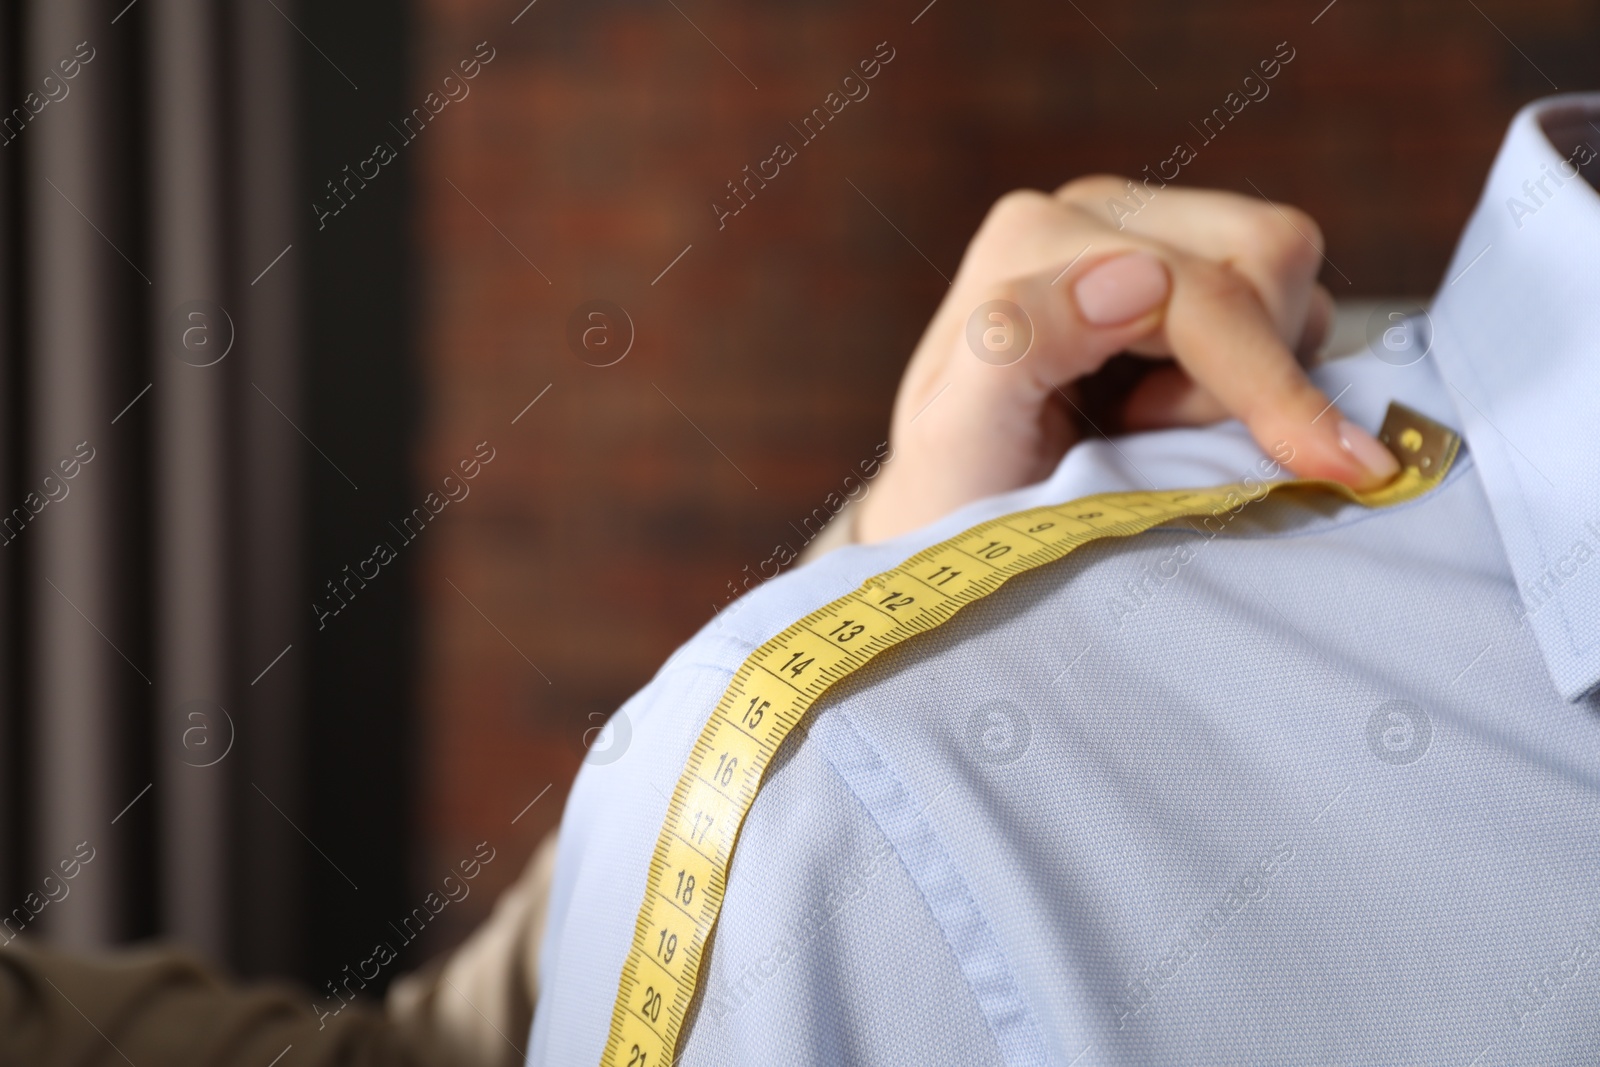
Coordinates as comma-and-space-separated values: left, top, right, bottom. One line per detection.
854, 177, 1398, 544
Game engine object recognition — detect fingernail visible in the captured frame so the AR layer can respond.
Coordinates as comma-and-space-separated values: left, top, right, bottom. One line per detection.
1337, 419, 1400, 481
1072, 251, 1171, 326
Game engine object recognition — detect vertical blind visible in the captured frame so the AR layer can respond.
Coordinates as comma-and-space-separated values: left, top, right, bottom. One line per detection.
0, 0, 305, 971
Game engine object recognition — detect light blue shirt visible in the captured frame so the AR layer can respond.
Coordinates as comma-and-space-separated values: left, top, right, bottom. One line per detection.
530, 94, 1600, 1065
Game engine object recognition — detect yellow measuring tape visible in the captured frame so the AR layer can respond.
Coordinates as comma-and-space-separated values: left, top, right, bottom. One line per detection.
600, 402, 1460, 1066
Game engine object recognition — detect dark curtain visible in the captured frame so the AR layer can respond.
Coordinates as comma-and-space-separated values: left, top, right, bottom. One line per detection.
0, 0, 416, 988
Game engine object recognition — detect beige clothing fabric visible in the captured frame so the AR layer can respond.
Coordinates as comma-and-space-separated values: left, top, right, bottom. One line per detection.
796, 497, 860, 564
386, 831, 560, 1067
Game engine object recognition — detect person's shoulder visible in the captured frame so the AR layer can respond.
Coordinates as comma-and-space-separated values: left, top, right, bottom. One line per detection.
616, 402, 1311, 786
670, 419, 1277, 665
633, 348, 1457, 785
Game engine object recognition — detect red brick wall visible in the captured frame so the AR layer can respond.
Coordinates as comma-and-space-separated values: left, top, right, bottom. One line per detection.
408, 0, 1597, 942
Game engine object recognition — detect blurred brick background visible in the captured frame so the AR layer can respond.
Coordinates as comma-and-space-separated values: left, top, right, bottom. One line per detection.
405, 0, 1598, 945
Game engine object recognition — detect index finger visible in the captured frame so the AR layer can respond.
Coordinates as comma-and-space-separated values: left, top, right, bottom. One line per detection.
1161, 253, 1399, 490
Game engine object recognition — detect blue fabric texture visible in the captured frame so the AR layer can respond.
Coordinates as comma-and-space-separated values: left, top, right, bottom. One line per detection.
529, 94, 1600, 1066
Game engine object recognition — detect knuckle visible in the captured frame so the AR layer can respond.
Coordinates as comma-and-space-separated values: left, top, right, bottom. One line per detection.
1245, 202, 1322, 275
970, 188, 1070, 261
985, 188, 1055, 228
1278, 204, 1324, 252
1053, 173, 1128, 202
1184, 258, 1256, 306
979, 276, 1031, 307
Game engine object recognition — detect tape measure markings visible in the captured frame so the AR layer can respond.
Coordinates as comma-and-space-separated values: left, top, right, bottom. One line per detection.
600, 403, 1460, 1067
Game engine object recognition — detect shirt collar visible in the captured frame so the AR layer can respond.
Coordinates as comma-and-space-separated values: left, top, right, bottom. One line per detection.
1428, 92, 1600, 702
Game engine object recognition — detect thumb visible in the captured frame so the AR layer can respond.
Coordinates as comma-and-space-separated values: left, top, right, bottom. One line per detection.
869, 251, 1176, 543
954, 249, 1174, 399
